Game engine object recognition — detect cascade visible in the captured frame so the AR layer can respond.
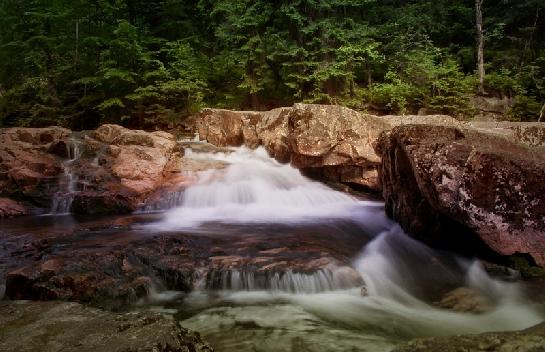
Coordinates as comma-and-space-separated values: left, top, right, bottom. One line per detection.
50, 138, 82, 214
155, 146, 387, 229
143, 144, 544, 351
205, 267, 363, 293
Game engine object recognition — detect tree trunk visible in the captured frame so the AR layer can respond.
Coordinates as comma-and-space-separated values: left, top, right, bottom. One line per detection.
75, 19, 79, 67
521, 7, 540, 69
539, 102, 545, 122
475, 0, 485, 94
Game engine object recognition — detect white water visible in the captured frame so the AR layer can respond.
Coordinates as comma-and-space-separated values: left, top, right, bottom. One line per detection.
181, 229, 543, 351
50, 139, 82, 214
155, 146, 387, 229
146, 145, 543, 351
205, 266, 363, 293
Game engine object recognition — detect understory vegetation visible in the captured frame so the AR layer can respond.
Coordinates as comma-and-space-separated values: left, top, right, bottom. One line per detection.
0, 0, 544, 129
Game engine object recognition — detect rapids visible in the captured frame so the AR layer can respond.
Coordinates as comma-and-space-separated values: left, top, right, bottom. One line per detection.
154, 146, 386, 229
143, 145, 544, 352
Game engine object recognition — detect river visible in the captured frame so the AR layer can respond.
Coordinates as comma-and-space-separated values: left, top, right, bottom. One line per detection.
1, 145, 543, 351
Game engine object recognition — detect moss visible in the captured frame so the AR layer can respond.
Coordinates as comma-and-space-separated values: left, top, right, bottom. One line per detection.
510, 255, 545, 278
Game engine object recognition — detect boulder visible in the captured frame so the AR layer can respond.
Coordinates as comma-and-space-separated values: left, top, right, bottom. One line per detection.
433, 287, 493, 313
0, 127, 71, 208
468, 121, 545, 147
376, 124, 545, 265
0, 198, 27, 217
392, 321, 545, 352
194, 104, 459, 191
0, 300, 212, 352
0, 124, 216, 215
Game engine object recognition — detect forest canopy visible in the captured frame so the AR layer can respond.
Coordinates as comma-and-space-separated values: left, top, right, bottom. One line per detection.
0, 0, 544, 129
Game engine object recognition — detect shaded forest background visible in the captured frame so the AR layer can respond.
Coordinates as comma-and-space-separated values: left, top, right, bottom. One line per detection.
0, 0, 544, 130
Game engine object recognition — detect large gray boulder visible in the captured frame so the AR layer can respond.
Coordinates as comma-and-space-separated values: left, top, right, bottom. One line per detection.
0, 300, 212, 352
392, 321, 545, 352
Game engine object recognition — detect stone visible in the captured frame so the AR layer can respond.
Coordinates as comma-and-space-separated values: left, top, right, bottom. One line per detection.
375, 124, 545, 265
0, 127, 71, 208
193, 104, 460, 191
0, 300, 212, 352
0, 198, 27, 217
392, 321, 545, 352
1, 215, 368, 308
434, 287, 493, 313
0, 124, 227, 215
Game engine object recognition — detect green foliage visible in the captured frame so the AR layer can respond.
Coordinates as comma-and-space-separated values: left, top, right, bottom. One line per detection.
368, 72, 419, 114
365, 49, 476, 117
0, 0, 544, 127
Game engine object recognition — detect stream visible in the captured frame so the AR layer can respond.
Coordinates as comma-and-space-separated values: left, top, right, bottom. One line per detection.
1, 145, 543, 351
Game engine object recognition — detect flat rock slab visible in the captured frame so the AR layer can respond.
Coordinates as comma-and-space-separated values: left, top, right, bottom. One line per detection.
392, 321, 545, 352
0, 300, 212, 352
0, 214, 371, 308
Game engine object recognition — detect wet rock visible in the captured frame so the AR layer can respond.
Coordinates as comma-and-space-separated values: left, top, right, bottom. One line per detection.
2, 217, 369, 308
392, 321, 545, 352
194, 104, 458, 191
4, 236, 196, 308
434, 287, 493, 313
0, 300, 212, 352
376, 124, 545, 266
0, 127, 71, 208
0, 124, 227, 215
0, 198, 27, 217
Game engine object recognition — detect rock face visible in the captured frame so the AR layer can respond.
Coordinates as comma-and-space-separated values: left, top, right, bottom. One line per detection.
376, 124, 545, 265
0, 300, 212, 352
71, 124, 181, 213
196, 104, 458, 191
0, 127, 72, 211
0, 198, 27, 217
392, 321, 545, 352
0, 125, 225, 215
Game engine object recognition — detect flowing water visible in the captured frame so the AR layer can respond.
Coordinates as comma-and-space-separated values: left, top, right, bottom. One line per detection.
50, 138, 82, 214
2, 144, 543, 351
143, 146, 544, 352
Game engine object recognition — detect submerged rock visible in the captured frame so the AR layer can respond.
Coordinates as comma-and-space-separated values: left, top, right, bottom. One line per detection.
434, 287, 493, 313
376, 124, 545, 266
392, 321, 545, 352
0, 300, 212, 352
1, 216, 368, 308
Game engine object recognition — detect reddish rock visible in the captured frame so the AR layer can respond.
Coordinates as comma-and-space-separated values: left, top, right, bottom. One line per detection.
0, 127, 70, 208
2, 216, 369, 307
195, 104, 459, 191
0, 124, 216, 215
0, 198, 27, 217
376, 124, 545, 266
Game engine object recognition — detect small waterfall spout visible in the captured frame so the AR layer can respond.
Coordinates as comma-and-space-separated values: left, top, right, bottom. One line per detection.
50, 138, 82, 214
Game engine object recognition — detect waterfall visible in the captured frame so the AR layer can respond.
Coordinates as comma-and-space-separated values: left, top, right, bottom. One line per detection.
50, 139, 82, 214
154, 146, 388, 229
143, 144, 544, 350
205, 267, 364, 293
